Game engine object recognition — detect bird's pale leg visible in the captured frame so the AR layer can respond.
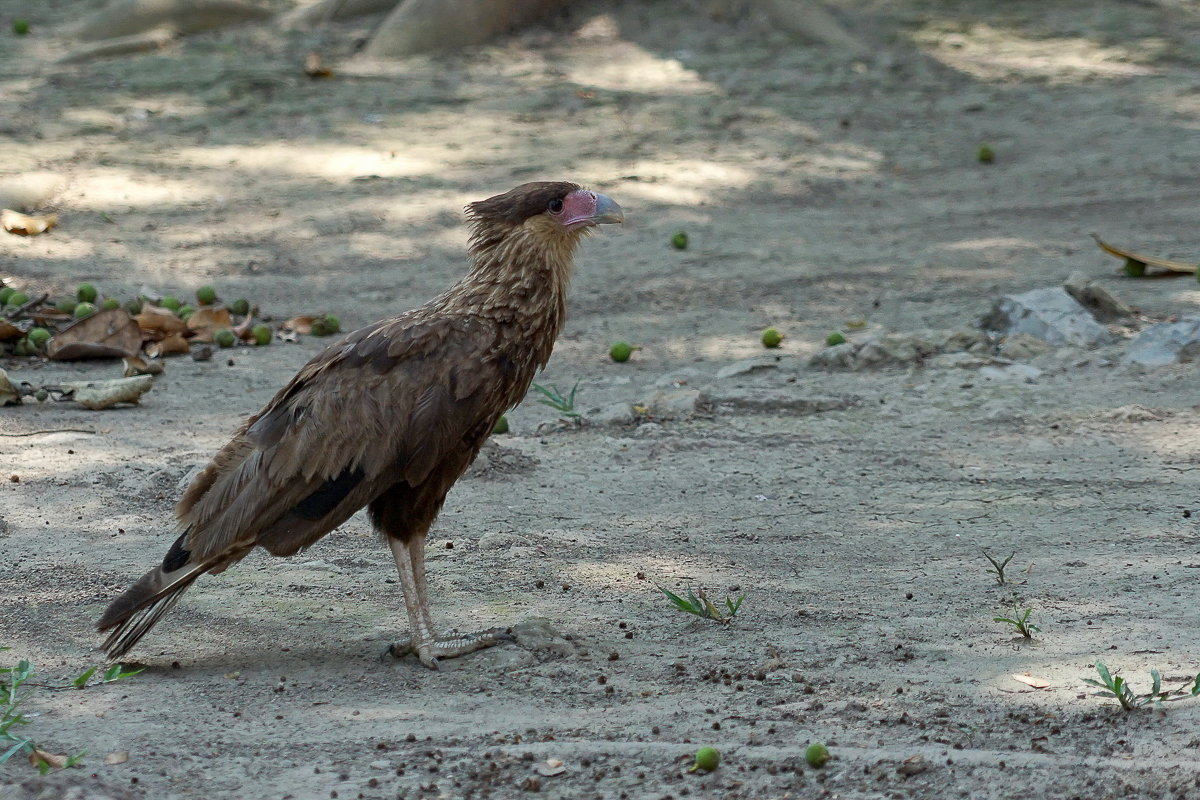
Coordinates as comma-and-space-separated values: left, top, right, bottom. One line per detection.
385, 537, 511, 669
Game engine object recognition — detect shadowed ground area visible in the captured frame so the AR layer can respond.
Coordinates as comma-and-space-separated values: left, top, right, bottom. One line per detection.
3, 1, 1200, 797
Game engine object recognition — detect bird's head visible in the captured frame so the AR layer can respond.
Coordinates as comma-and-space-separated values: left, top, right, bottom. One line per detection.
466, 181, 624, 255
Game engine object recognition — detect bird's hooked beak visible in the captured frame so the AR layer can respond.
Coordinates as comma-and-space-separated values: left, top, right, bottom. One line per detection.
561, 189, 624, 231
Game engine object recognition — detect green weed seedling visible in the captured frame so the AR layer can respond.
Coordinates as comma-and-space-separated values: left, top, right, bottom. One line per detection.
1083, 660, 1200, 711
1, 648, 141, 772
993, 605, 1040, 639
660, 586, 744, 624
531, 381, 581, 419
982, 549, 1016, 586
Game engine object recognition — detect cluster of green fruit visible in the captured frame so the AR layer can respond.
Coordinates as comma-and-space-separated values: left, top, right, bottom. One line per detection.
10, 326, 51, 357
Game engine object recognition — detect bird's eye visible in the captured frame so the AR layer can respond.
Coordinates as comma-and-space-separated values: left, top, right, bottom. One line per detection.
548, 198, 564, 214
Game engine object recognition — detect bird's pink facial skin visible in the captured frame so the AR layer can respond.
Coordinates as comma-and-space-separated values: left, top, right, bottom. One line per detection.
551, 189, 624, 231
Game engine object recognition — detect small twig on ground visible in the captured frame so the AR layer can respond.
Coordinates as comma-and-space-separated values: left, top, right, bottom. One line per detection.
0, 429, 97, 437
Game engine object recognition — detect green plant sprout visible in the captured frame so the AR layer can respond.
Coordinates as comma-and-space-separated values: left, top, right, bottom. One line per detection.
2, 648, 141, 773
993, 605, 1040, 638
531, 381, 581, 418
660, 586, 744, 623
982, 549, 1016, 586
1083, 660, 1200, 711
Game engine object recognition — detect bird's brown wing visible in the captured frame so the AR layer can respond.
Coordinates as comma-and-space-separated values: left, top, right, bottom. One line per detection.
179, 312, 509, 559
98, 313, 509, 654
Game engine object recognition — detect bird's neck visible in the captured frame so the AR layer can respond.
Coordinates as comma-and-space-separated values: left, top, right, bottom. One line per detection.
449, 230, 580, 365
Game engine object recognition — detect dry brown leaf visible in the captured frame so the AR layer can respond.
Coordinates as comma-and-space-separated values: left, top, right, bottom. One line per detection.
283, 315, 316, 334
0, 319, 21, 340
186, 306, 231, 332
28, 747, 69, 770
135, 305, 188, 338
2, 208, 58, 236
145, 332, 190, 358
105, 751, 129, 765
47, 308, 141, 360
1011, 674, 1051, 689
123, 355, 164, 377
186, 306, 232, 343
0, 367, 20, 406
60, 375, 155, 409
304, 51, 333, 78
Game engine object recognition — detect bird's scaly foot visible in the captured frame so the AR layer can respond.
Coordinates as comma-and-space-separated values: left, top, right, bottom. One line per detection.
385, 627, 515, 669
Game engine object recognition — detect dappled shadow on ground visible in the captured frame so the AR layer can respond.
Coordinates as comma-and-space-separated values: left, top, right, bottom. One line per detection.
5, 1, 1200, 798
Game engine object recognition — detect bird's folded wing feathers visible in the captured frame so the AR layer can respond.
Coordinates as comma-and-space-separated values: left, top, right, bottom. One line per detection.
175, 316, 507, 562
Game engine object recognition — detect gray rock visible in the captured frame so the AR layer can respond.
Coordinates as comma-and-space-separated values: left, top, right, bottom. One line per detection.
715, 359, 778, 380
642, 389, 708, 419
588, 402, 634, 426
981, 287, 1115, 348
998, 332, 1054, 360
808, 341, 858, 369
706, 388, 858, 415
1062, 271, 1136, 321
809, 329, 986, 370
1124, 317, 1200, 366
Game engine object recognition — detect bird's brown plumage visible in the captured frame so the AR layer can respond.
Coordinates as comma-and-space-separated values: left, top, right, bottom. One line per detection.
98, 181, 623, 661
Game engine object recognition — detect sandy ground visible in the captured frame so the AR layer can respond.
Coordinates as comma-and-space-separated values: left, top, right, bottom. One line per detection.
4, 1, 1200, 798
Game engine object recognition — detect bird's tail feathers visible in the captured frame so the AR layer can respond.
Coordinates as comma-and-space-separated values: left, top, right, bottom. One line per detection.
97, 562, 207, 660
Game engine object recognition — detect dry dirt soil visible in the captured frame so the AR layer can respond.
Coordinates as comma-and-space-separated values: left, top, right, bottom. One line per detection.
5, 1, 1200, 798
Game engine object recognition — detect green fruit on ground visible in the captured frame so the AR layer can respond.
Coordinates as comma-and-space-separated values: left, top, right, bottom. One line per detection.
1125, 258, 1147, 278
492, 415, 509, 435
77, 283, 98, 303
177, 304, 195, 319
230, 297, 250, 316
13, 19, 29, 35
215, 329, 236, 348
761, 327, 783, 348
825, 331, 846, 346
252, 324, 271, 345
74, 302, 97, 319
322, 315, 340, 334
14, 338, 30, 357
609, 341, 635, 362
805, 742, 830, 768
55, 298, 75, 314
7, 291, 29, 308
160, 296, 181, 311
0, 287, 12, 304
103, 297, 120, 310
310, 319, 329, 336
27, 328, 50, 348
125, 298, 143, 315
977, 144, 995, 163
196, 285, 217, 306
688, 747, 720, 773
35, 389, 49, 402
671, 231, 688, 250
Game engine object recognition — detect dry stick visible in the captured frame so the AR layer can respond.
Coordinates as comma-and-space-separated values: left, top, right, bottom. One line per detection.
2, 293, 49, 320
0, 428, 97, 437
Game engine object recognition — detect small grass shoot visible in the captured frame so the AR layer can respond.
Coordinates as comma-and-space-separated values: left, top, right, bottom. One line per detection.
2, 648, 141, 773
1083, 661, 1200, 711
660, 586, 745, 624
531, 381, 582, 418
982, 549, 1016, 586
993, 604, 1040, 638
